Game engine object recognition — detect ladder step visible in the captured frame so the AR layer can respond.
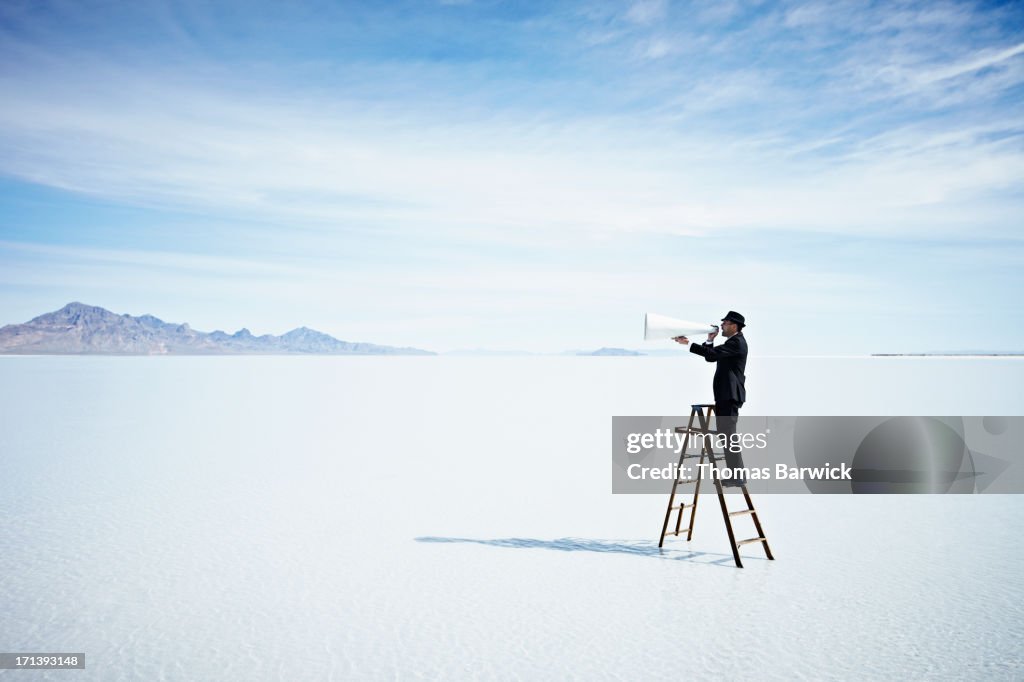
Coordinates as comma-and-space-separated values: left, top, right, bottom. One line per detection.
675, 478, 700, 485
667, 529, 691, 536
737, 537, 768, 547
675, 502, 692, 510
674, 427, 725, 435
729, 509, 755, 517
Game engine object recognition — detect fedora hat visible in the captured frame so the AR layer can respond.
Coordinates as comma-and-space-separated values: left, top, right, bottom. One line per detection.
721, 311, 746, 327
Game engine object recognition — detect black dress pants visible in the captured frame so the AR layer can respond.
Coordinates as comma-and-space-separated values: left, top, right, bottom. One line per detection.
715, 400, 745, 480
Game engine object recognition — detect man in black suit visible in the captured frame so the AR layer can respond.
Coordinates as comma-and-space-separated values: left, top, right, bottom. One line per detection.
673, 311, 748, 486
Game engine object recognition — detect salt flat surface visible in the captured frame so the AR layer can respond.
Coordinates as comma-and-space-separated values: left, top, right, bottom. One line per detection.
0, 357, 1022, 680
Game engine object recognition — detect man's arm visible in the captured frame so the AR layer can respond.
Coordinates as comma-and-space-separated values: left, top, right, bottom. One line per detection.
689, 335, 743, 362
674, 326, 717, 348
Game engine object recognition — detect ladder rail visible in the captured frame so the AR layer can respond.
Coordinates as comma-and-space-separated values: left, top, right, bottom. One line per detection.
742, 486, 774, 560
683, 403, 713, 543
657, 408, 697, 548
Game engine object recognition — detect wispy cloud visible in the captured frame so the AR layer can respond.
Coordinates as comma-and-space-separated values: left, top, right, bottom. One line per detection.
0, 48, 1019, 244
921, 41, 1024, 83
624, 0, 668, 26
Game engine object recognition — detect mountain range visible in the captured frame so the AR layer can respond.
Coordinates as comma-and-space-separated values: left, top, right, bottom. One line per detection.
0, 303, 434, 355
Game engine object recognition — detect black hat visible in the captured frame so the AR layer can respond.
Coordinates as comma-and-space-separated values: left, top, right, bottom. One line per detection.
721, 311, 745, 327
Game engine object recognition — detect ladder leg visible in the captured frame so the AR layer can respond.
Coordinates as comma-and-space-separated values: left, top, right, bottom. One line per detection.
658, 480, 679, 549
688, 404, 715, 541
742, 487, 774, 561
672, 409, 698, 538
716, 475, 744, 568
684, 446, 705, 541
660, 408, 697, 547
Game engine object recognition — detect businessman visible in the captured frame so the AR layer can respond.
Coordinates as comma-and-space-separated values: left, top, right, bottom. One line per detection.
673, 311, 748, 486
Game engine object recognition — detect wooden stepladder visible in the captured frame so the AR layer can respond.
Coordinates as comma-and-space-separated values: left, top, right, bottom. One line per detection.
658, 404, 774, 568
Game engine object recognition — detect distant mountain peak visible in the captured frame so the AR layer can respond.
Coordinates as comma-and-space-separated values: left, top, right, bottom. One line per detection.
281, 326, 329, 339
31, 301, 120, 326
54, 301, 108, 316
579, 347, 645, 356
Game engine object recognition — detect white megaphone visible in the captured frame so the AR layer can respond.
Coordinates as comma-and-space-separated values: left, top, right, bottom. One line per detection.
643, 313, 718, 340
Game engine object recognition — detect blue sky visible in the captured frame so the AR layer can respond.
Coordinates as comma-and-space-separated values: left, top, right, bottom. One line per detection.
0, 0, 1022, 353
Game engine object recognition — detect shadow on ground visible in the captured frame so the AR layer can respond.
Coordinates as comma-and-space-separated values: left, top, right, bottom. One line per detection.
415, 536, 768, 567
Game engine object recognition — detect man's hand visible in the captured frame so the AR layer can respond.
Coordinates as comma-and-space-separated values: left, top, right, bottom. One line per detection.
673, 336, 689, 345
707, 326, 719, 343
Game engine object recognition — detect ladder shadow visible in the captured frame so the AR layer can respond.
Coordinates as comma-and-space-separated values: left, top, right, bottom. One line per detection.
415, 536, 762, 567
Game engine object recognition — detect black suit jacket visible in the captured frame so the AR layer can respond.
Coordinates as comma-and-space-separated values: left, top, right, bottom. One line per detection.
689, 332, 747, 406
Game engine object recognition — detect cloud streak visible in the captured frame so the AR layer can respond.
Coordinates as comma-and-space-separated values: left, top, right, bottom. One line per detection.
0, 49, 1020, 244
